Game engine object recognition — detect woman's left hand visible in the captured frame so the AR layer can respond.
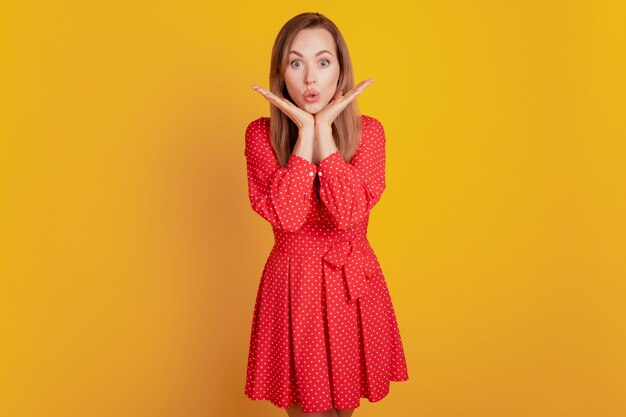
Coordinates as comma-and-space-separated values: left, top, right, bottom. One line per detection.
314, 78, 374, 127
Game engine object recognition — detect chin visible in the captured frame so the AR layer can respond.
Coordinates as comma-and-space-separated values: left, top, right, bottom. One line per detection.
300, 101, 327, 115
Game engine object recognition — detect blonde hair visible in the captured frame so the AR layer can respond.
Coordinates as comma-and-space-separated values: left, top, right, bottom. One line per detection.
269, 12, 362, 166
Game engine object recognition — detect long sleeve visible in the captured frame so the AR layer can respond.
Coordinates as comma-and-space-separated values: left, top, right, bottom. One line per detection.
244, 117, 317, 232
317, 116, 387, 230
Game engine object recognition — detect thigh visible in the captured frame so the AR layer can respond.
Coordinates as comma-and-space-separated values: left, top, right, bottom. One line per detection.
335, 408, 355, 417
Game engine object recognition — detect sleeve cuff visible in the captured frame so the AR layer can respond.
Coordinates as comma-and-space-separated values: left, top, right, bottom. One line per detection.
287, 152, 318, 181
317, 150, 343, 177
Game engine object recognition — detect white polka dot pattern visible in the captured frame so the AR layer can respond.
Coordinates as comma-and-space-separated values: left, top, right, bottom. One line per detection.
244, 122, 319, 232
243, 115, 409, 413
317, 118, 387, 230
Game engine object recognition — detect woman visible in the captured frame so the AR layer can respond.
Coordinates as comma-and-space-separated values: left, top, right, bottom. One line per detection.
244, 12, 409, 417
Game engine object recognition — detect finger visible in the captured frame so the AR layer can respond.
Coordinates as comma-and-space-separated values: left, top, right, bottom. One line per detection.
334, 83, 368, 108
253, 86, 292, 109
252, 85, 274, 99
352, 78, 374, 93
344, 78, 374, 100
252, 86, 304, 124
358, 78, 375, 88
355, 78, 374, 92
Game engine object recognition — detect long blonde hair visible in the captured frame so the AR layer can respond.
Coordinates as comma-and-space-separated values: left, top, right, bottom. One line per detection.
269, 12, 362, 167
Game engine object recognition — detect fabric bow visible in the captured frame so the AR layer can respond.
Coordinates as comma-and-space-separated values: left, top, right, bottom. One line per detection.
323, 238, 379, 302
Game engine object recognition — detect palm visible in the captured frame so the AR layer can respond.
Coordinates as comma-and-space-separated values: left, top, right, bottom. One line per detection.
315, 78, 374, 127
252, 85, 314, 129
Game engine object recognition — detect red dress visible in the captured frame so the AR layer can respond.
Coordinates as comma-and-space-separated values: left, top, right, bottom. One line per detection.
243, 114, 409, 413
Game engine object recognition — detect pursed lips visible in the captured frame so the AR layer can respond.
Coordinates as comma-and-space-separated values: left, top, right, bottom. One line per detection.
304, 89, 320, 98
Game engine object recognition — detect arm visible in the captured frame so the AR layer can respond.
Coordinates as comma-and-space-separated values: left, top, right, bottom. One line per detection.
316, 116, 387, 230
244, 118, 317, 232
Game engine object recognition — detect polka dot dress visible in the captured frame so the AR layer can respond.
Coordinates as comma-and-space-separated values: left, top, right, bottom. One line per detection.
243, 114, 409, 413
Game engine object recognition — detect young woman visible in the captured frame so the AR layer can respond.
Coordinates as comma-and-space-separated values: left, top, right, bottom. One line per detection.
243, 12, 409, 417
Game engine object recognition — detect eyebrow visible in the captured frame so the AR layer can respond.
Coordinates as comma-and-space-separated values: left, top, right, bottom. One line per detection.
288, 49, 334, 57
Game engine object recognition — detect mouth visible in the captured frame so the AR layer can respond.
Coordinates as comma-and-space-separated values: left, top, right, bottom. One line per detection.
303, 89, 320, 103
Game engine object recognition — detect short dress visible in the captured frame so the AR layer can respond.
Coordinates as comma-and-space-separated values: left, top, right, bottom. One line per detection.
243, 114, 409, 413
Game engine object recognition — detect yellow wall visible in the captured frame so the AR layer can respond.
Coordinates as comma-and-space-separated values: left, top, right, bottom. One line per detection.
1, 1, 624, 416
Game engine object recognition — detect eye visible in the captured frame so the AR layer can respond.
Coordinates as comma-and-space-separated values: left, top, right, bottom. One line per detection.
289, 59, 331, 69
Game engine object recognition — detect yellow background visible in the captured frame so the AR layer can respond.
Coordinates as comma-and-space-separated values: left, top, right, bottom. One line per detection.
1, 1, 625, 416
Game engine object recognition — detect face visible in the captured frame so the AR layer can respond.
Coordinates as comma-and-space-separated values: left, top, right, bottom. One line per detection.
283, 27, 340, 114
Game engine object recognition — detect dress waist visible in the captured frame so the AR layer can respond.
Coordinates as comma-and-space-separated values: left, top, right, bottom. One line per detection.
272, 231, 370, 256
273, 230, 380, 303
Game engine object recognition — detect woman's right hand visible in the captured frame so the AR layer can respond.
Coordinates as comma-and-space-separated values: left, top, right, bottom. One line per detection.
252, 85, 314, 131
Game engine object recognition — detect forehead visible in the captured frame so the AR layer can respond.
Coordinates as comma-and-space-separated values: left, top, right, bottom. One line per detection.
289, 27, 336, 55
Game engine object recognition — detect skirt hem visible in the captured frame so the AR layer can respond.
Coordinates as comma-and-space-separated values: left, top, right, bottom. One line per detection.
244, 375, 409, 413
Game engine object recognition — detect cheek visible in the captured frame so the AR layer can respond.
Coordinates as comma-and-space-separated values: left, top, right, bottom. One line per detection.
284, 70, 299, 85
284, 76, 301, 98
324, 83, 338, 100
324, 71, 340, 93
283, 78, 293, 92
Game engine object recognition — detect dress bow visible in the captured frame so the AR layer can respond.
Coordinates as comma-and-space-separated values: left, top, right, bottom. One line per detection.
323, 238, 379, 302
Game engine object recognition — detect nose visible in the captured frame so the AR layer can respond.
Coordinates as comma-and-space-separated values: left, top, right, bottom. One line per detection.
304, 69, 317, 86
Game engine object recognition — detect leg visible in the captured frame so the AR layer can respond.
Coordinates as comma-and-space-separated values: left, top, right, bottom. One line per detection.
334, 408, 355, 417
286, 403, 339, 417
